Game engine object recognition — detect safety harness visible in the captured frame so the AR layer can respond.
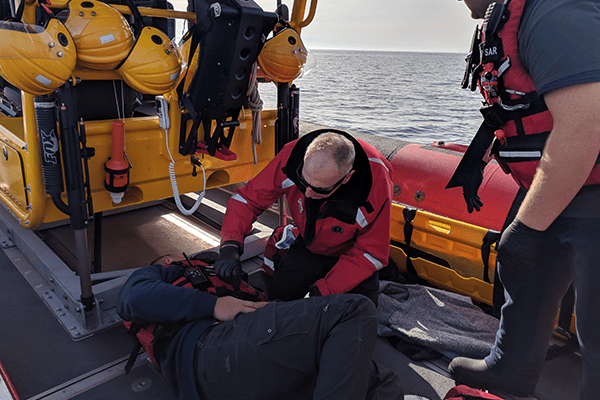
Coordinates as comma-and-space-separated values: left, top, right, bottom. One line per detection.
176, 0, 278, 160
450, 0, 600, 190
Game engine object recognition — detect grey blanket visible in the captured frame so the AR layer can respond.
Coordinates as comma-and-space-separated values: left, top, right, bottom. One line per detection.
378, 281, 499, 358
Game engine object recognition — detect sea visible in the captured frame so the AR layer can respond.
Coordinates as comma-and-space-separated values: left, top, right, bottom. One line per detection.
257, 49, 483, 145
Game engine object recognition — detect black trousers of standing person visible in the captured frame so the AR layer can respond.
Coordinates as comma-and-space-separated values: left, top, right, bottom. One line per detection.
194, 294, 402, 400
267, 235, 380, 305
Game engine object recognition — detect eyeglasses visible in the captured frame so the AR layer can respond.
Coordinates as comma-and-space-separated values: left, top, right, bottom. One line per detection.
296, 162, 350, 195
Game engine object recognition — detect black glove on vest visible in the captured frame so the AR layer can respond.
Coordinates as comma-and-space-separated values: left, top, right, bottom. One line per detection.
215, 241, 243, 288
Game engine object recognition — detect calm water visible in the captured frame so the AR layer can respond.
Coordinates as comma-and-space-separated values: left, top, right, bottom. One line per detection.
258, 50, 483, 145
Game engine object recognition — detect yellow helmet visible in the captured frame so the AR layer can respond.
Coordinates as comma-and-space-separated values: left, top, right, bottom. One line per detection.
63, 0, 134, 70
117, 26, 182, 95
258, 28, 307, 83
0, 19, 77, 95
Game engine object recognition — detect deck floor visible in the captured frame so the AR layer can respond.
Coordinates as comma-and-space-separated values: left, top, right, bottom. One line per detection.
0, 188, 582, 400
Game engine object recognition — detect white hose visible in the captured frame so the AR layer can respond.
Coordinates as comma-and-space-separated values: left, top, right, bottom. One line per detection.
165, 129, 205, 215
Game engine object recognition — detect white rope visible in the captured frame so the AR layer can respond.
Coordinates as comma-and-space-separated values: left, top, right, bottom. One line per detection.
112, 80, 122, 120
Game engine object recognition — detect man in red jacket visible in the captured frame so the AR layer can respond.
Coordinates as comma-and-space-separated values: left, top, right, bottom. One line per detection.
215, 129, 394, 305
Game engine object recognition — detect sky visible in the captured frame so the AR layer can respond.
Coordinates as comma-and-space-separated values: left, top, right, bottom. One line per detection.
170, 0, 479, 53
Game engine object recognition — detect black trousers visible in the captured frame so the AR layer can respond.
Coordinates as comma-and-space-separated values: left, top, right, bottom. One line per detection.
195, 294, 401, 400
267, 235, 380, 305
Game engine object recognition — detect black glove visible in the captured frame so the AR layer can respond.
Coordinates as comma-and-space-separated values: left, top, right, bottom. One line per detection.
462, 162, 485, 213
215, 241, 242, 288
497, 218, 544, 272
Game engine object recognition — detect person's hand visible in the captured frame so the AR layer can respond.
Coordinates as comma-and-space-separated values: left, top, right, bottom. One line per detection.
215, 242, 242, 288
497, 218, 544, 272
462, 163, 485, 213
213, 296, 268, 321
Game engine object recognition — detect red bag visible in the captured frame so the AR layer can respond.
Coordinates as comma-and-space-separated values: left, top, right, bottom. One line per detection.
123, 251, 266, 373
444, 385, 505, 400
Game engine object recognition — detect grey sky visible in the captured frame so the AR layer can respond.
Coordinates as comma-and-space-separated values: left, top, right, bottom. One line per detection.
171, 0, 478, 53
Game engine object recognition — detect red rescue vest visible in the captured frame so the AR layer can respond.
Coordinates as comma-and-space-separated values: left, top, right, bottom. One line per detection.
122, 255, 266, 374
466, 0, 600, 189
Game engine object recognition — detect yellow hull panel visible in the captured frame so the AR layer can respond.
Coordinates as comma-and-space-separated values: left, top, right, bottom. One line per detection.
390, 201, 497, 306
0, 92, 277, 229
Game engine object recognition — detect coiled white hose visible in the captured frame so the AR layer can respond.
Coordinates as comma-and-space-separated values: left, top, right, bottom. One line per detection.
165, 129, 205, 215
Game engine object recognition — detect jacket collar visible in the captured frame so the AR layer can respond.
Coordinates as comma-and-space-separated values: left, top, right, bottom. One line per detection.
284, 129, 372, 207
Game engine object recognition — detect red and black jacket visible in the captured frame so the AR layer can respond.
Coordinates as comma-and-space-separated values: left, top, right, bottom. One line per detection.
463, 0, 600, 189
221, 129, 394, 296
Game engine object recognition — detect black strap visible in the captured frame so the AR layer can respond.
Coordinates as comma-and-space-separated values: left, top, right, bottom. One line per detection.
203, 119, 219, 155
402, 207, 419, 283
175, 1, 218, 156
493, 131, 552, 174
219, 115, 240, 149
176, 27, 201, 100
176, 21, 233, 157
177, 27, 203, 156
124, 323, 143, 374
462, 25, 482, 91
446, 117, 498, 190
121, 0, 144, 37
481, 230, 501, 283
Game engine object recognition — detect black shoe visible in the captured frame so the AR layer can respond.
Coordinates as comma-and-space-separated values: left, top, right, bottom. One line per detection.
448, 357, 536, 397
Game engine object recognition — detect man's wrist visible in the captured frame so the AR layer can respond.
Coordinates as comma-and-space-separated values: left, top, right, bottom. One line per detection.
514, 212, 547, 232
219, 240, 243, 255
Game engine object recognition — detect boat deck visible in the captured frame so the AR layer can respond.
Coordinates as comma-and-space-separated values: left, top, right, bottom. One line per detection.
0, 157, 582, 400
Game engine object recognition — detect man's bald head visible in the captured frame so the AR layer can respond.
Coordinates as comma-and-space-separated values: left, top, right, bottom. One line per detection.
304, 132, 355, 175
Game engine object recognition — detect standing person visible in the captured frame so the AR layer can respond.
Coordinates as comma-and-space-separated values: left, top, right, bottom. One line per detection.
117, 262, 402, 400
447, 0, 600, 398
215, 129, 394, 305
